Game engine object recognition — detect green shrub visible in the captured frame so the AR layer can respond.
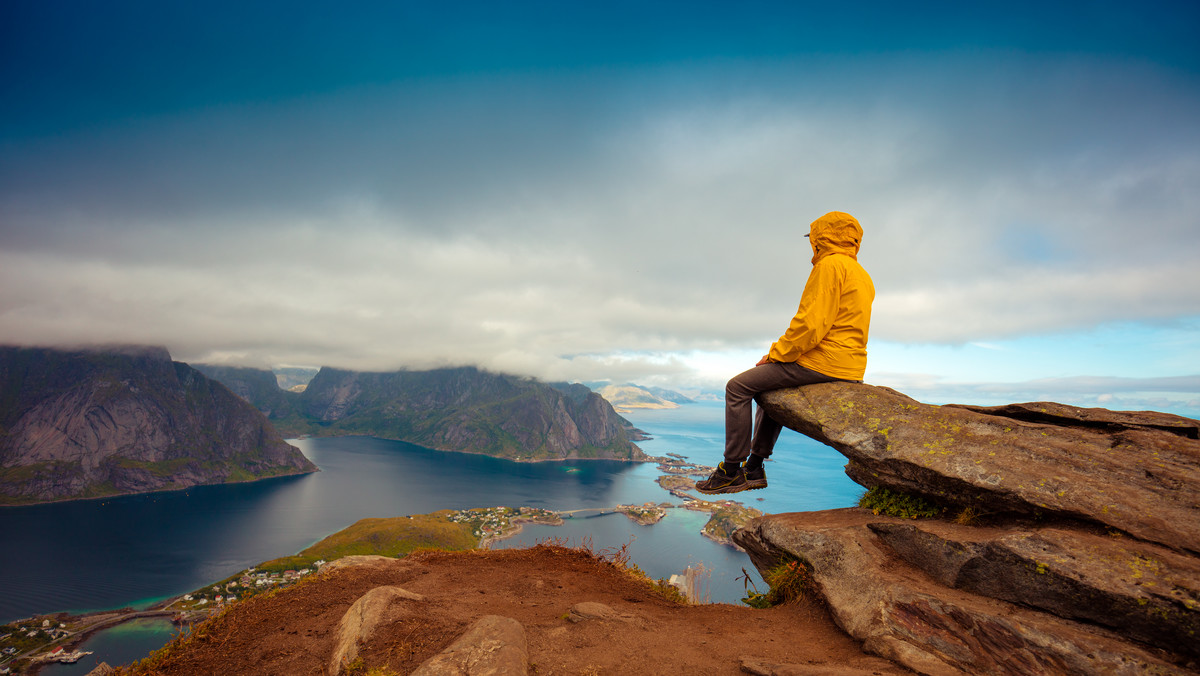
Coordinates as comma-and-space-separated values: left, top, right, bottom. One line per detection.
858, 486, 942, 519
740, 557, 812, 608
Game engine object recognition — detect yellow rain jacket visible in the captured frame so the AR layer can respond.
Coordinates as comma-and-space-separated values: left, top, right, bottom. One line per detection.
767, 211, 875, 381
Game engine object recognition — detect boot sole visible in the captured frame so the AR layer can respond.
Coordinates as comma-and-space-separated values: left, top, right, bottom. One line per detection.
694, 482, 749, 495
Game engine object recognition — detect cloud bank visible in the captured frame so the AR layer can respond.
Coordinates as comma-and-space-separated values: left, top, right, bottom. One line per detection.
2, 52, 1198, 412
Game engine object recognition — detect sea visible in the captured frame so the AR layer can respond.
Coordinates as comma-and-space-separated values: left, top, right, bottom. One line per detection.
0, 401, 863, 674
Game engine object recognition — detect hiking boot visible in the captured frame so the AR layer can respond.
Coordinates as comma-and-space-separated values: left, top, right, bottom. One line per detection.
744, 464, 767, 490
695, 462, 747, 494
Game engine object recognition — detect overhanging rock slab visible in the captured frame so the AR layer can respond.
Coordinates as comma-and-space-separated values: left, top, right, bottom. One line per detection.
758, 383, 1200, 554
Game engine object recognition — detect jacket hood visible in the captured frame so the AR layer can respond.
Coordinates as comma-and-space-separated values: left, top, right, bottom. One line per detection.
809, 211, 863, 264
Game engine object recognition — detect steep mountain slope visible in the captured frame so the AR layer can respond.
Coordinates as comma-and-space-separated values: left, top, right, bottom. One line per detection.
200, 365, 648, 461
643, 385, 695, 404
295, 366, 647, 461
0, 346, 316, 505
192, 364, 305, 425
597, 384, 680, 412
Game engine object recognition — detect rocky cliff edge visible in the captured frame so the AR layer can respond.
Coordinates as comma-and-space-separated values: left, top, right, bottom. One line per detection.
109, 546, 907, 676
734, 382, 1200, 675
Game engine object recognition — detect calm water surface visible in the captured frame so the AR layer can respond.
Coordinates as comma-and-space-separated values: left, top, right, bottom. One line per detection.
0, 401, 861, 667
39, 618, 177, 676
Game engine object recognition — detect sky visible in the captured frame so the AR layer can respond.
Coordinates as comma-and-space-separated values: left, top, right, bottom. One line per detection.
2, 1, 1199, 416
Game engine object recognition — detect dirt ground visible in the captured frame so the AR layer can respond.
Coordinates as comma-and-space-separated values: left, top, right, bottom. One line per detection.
119, 545, 909, 675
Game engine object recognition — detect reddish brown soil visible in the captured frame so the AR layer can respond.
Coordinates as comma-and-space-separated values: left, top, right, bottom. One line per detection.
119, 545, 908, 675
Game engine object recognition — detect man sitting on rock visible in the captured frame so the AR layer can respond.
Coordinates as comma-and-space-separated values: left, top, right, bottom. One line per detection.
696, 211, 875, 494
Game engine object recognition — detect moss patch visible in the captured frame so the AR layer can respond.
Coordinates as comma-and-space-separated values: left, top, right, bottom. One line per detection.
858, 486, 943, 519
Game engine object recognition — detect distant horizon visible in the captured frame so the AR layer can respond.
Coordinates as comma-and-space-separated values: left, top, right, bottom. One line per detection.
7, 341, 1196, 419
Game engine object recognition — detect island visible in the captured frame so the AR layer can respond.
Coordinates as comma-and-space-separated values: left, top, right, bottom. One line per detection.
685, 498, 764, 548
615, 502, 669, 524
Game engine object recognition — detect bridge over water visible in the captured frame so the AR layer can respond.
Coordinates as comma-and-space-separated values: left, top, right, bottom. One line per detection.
556, 507, 620, 518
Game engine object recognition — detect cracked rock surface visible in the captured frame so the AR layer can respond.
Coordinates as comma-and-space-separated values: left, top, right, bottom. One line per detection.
739, 383, 1200, 674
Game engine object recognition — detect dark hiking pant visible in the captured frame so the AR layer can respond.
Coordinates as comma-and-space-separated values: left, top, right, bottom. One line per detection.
724, 362, 844, 464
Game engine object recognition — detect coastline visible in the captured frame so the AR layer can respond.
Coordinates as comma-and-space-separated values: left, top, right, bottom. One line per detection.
0, 465, 320, 509
480, 514, 565, 549
3, 415, 759, 668
288, 432, 655, 464
4, 482, 759, 672
10, 607, 182, 675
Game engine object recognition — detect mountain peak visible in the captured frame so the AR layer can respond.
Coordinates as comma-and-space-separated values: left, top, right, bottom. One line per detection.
0, 345, 316, 505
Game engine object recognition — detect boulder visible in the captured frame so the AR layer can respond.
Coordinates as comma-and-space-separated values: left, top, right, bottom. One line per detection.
330, 585, 426, 675
867, 521, 1200, 660
758, 383, 1200, 554
410, 614, 528, 676
740, 657, 898, 676
566, 601, 641, 626
318, 555, 398, 575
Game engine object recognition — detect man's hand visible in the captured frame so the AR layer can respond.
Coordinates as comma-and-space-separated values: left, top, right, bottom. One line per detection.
756, 355, 771, 366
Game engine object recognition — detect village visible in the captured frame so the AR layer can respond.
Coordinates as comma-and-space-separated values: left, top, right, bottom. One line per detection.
0, 618, 87, 672
448, 505, 561, 541
441, 467, 761, 552
0, 563, 332, 674
1, 615, 133, 673
168, 562, 326, 616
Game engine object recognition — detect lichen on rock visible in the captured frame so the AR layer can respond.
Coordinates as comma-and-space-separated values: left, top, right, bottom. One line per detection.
758, 382, 1200, 554
737, 383, 1200, 674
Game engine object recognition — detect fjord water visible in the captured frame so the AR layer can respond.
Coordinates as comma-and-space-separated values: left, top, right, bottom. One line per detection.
39, 618, 177, 676
3, 401, 861, 667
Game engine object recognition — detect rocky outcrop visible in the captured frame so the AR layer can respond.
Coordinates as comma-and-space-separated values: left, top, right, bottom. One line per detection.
317, 555, 398, 575
0, 346, 316, 504
737, 511, 1193, 675
410, 614, 528, 676
865, 521, 1200, 658
113, 545, 911, 674
739, 658, 901, 676
735, 382, 1200, 674
757, 383, 1200, 554
566, 601, 642, 626
331, 585, 426, 675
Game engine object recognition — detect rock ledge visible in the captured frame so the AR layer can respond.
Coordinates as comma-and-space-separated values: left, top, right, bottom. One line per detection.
735, 383, 1200, 675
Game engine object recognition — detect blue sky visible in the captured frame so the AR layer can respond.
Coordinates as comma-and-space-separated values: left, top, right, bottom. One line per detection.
2, 1, 1198, 416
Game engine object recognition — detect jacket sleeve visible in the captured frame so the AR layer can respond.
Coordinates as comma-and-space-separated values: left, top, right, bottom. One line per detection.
767, 260, 841, 363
